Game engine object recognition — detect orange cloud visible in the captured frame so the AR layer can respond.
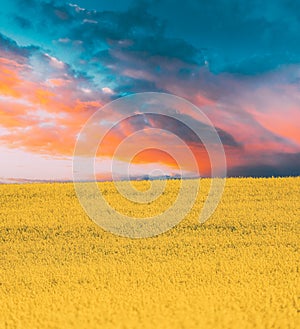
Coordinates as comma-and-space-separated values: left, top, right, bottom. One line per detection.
0, 52, 240, 179
0, 58, 22, 98
1, 49, 299, 180
34, 88, 56, 106
132, 149, 179, 169
0, 55, 103, 157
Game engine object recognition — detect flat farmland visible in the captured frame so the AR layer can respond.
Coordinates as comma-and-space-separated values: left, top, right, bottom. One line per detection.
0, 177, 299, 329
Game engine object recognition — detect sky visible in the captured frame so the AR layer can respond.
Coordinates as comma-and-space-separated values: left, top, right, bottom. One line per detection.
0, 0, 299, 182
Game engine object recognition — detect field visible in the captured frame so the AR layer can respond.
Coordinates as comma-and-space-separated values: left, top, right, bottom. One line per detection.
0, 177, 299, 329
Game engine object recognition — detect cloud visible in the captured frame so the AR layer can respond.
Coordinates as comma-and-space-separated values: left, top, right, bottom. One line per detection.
6, 0, 300, 77
0, 0, 299, 178
148, 0, 300, 74
14, 15, 32, 29
0, 33, 34, 63
228, 152, 300, 177
0, 34, 105, 157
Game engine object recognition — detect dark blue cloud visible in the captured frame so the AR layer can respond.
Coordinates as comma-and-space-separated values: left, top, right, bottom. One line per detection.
4, 0, 300, 76
14, 16, 32, 29
228, 153, 300, 177
111, 113, 240, 148
0, 32, 39, 62
147, 0, 300, 74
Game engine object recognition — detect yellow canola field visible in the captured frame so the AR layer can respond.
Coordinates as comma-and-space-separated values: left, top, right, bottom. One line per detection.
0, 177, 299, 329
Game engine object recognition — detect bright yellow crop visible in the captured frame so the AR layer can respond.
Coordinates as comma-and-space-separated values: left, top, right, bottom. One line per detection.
0, 177, 299, 329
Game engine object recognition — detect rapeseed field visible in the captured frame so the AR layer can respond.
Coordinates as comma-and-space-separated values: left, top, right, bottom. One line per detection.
0, 177, 299, 329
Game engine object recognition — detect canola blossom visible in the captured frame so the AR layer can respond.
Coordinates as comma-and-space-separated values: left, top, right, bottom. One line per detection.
0, 177, 299, 329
